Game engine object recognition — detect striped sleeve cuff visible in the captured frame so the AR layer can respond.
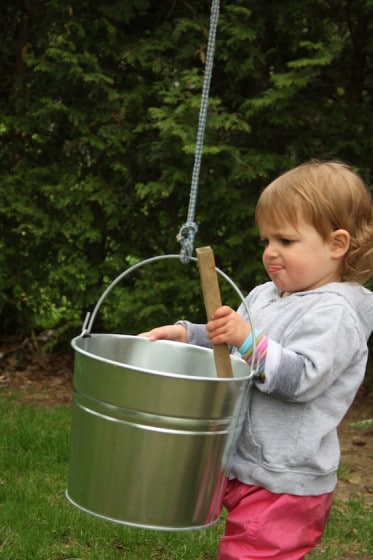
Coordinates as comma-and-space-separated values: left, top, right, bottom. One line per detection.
240, 329, 267, 383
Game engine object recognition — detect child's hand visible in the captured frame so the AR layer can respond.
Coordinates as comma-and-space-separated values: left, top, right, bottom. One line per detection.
206, 306, 251, 348
138, 324, 187, 343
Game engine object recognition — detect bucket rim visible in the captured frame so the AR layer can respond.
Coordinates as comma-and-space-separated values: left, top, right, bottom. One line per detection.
71, 333, 252, 382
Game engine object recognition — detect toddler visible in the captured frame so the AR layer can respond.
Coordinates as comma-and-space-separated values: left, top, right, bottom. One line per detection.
140, 160, 373, 559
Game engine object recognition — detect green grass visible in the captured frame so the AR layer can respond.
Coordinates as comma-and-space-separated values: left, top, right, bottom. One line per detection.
307, 500, 373, 559
0, 393, 371, 559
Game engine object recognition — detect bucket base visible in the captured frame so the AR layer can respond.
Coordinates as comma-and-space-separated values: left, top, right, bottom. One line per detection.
65, 491, 220, 532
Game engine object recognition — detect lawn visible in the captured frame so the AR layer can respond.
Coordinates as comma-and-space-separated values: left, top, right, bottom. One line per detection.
0, 393, 371, 559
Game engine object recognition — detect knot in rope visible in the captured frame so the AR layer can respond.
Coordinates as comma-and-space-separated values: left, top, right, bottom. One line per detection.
176, 221, 199, 263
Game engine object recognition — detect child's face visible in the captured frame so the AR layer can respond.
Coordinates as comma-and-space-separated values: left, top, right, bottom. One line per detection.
259, 220, 343, 293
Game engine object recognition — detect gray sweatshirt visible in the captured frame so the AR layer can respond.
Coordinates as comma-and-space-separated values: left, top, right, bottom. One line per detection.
181, 281, 373, 496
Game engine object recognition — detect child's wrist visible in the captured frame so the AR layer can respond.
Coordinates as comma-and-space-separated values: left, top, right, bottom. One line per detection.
238, 331, 254, 355
238, 329, 264, 355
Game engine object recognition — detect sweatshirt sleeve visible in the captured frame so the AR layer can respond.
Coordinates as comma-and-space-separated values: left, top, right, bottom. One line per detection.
256, 302, 366, 402
175, 320, 212, 348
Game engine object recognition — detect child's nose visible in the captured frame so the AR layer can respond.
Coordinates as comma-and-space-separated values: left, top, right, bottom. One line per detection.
264, 241, 278, 257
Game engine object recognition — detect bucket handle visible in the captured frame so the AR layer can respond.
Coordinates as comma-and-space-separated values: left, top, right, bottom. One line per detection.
80, 254, 258, 376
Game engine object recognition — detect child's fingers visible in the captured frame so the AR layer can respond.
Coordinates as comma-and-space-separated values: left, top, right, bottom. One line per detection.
212, 305, 233, 319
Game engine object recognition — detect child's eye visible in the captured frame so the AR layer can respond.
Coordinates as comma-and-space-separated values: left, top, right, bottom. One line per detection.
259, 238, 269, 247
279, 238, 293, 246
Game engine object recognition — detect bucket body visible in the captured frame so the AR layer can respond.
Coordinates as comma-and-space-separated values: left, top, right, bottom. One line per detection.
66, 334, 252, 530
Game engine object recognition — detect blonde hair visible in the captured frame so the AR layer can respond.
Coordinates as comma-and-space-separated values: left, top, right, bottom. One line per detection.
255, 160, 373, 284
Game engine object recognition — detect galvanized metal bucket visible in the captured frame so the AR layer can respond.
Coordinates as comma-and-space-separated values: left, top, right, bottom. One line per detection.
66, 255, 255, 531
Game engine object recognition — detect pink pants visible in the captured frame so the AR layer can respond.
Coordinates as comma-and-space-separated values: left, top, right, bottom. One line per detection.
219, 480, 334, 560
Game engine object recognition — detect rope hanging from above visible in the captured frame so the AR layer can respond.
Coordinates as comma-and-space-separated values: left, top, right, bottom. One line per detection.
177, 0, 220, 263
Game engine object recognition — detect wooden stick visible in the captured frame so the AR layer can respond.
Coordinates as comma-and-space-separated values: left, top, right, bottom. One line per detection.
196, 246, 233, 378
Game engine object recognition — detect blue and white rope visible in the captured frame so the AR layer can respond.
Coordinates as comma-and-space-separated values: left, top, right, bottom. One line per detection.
177, 0, 220, 263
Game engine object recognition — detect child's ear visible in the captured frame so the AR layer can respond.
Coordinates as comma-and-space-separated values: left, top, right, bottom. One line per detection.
330, 229, 350, 257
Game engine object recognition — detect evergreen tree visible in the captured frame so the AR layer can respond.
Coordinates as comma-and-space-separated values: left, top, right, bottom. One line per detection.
0, 0, 372, 338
